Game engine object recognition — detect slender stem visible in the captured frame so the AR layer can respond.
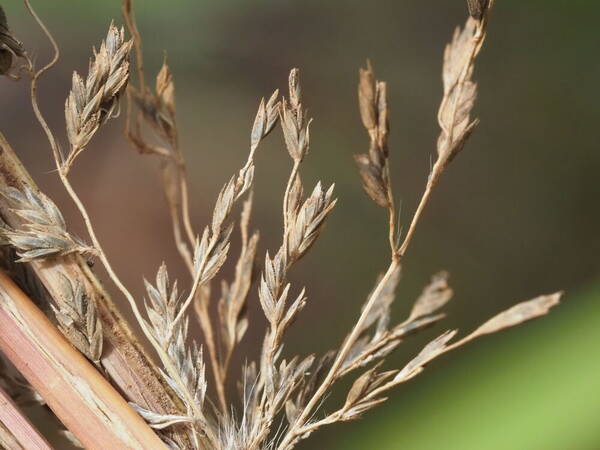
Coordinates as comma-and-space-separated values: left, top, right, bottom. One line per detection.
282, 14, 492, 450
278, 259, 400, 449
23, 0, 61, 165
386, 187, 397, 257
397, 175, 435, 257
122, 0, 145, 94
58, 172, 215, 447
179, 167, 197, 249
399, 21, 487, 259
168, 200, 194, 273
23, 1, 210, 445
123, 0, 196, 264
170, 243, 214, 332
355, 334, 474, 406
173, 150, 258, 334
195, 295, 227, 415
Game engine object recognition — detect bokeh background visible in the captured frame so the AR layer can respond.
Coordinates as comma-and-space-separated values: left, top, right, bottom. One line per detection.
2, 1, 599, 448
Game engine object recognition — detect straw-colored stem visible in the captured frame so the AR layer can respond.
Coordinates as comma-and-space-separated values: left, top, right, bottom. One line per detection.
0, 271, 166, 449
58, 171, 213, 447
0, 384, 52, 450
278, 259, 400, 449
0, 131, 184, 424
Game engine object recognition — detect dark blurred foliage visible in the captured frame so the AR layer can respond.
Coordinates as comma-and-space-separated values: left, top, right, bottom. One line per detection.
1, 1, 598, 448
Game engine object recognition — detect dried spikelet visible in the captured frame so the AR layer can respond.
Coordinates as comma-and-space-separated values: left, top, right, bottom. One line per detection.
339, 268, 450, 379
286, 182, 337, 263
436, 17, 480, 171
64, 23, 132, 166
466, 0, 490, 20
252, 90, 280, 153
341, 365, 396, 421
52, 275, 103, 364
143, 263, 181, 348
155, 61, 176, 118
408, 271, 453, 321
355, 62, 392, 209
129, 58, 178, 149
395, 330, 458, 383
280, 69, 311, 162
0, 185, 103, 363
466, 293, 562, 339
184, 92, 278, 293
6, 1, 562, 447
0, 186, 93, 261
217, 196, 259, 365
0, 6, 25, 76
243, 69, 340, 448
142, 263, 212, 444
161, 337, 207, 413
129, 403, 192, 430
384, 293, 560, 389
286, 351, 335, 424
359, 265, 401, 337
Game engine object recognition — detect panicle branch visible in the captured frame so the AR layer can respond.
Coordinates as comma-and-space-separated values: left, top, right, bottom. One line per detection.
0, 1, 560, 449
64, 24, 133, 171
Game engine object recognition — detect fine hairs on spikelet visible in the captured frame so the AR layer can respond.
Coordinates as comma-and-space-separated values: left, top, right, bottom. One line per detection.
0, 0, 562, 449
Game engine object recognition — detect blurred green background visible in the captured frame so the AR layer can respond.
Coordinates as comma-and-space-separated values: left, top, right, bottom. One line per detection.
2, 1, 599, 448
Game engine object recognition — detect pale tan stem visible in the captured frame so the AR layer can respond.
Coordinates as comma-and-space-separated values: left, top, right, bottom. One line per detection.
22, 1, 200, 445
169, 201, 195, 273
122, 0, 145, 93
277, 259, 400, 450
400, 22, 487, 258
0, 132, 184, 427
0, 384, 53, 450
397, 175, 435, 257
23, 0, 209, 432
179, 170, 197, 249
58, 172, 214, 447
387, 187, 397, 257
170, 151, 258, 333
0, 271, 166, 449
194, 296, 227, 415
